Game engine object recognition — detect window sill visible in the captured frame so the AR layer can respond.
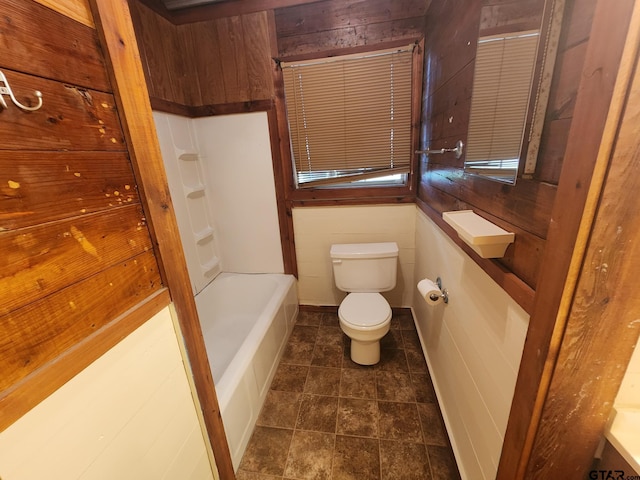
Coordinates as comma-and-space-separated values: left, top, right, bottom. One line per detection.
288, 184, 415, 206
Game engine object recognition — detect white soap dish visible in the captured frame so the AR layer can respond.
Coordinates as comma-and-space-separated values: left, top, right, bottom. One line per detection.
442, 210, 514, 258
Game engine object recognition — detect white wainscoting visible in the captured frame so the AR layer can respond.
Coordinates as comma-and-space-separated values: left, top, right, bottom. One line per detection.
412, 208, 529, 480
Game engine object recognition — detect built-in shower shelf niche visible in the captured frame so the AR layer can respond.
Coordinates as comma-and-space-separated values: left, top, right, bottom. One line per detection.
202, 257, 221, 278
185, 185, 206, 198
195, 227, 214, 244
443, 210, 515, 258
174, 143, 221, 291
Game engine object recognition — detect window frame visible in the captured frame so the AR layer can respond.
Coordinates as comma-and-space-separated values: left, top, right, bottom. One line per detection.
276, 39, 424, 206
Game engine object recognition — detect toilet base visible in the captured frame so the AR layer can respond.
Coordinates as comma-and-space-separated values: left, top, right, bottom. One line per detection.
349, 339, 381, 365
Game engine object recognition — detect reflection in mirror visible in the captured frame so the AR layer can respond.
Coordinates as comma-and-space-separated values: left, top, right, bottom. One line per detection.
465, 30, 539, 184
464, 0, 565, 185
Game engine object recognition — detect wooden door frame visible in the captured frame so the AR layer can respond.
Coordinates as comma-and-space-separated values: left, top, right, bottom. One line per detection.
89, 0, 236, 478
498, 0, 640, 477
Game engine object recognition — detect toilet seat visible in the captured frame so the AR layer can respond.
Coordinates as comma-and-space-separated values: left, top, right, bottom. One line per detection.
339, 293, 392, 328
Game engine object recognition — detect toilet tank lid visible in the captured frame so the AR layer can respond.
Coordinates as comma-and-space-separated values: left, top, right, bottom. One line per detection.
330, 242, 399, 259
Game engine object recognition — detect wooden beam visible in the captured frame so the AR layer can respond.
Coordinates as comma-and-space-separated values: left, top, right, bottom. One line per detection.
497, 0, 639, 476
88, 1, 236, 478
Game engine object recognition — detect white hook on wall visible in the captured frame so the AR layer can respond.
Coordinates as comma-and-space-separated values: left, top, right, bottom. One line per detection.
0, 70, 43, 112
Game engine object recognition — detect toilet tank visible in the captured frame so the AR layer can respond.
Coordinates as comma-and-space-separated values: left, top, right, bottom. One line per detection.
330, 242, 399, 293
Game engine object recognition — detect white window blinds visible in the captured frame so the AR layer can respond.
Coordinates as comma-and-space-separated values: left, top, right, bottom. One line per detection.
465, 31, 540, 175
282, 47, 414, 188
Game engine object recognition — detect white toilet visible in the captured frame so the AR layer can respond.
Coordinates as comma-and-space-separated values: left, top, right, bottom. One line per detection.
330, 242, 399, 365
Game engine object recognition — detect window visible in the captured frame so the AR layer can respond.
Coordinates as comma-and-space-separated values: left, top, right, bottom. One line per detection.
281, 46, 415, 189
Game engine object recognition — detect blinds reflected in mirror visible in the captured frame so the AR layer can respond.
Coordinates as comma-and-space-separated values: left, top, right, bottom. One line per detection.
282, 46, 414, 188
465, 31, 540, 184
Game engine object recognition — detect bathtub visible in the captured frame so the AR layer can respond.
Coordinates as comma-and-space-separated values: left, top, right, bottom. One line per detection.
194, 273, 298, 470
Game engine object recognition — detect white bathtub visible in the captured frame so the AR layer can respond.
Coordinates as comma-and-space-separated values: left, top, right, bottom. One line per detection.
195, 273, 298, 470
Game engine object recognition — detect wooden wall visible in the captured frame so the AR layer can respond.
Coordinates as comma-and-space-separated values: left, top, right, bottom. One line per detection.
0, 1, 163, 425
419, 0, 595, 303
131, 0, 428, 109
130, 1, 274, 109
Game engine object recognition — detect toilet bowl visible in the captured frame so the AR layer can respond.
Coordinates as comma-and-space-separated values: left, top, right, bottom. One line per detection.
338, 292, 392, 365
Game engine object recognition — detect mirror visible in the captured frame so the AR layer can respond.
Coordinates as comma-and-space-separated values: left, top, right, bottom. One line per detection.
464, 0, 565, 184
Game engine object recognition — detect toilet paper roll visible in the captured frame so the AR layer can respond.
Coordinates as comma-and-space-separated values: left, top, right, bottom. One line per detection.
417, 278, 443, 306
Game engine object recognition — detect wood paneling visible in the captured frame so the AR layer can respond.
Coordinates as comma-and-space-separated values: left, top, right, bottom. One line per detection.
0, 251, 160, 391
0, 0, 163, 436
0, 152, 138, 230
275, 0, 427, 58
0, 70, 124, 151
32, 0, 94, 27
131, 2, 273, 106
1, 205, 151, 315
1, 1, 109, 90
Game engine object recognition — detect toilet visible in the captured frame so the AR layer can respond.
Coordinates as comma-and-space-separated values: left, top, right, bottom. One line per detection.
330, 242, 398, 365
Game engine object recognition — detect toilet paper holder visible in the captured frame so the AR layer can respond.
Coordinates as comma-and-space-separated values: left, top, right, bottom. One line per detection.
432, 277, 449, 304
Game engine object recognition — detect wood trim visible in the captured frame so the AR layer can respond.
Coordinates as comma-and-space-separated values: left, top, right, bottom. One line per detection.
88, 1, 236, 478
149, 96, 193, 116
0, 288, 170, 432
190, 99, 274, 117
497, 0, 639, 477
276, 38, 424, 63
416, 197, 535, 313
523, 0, 640, 475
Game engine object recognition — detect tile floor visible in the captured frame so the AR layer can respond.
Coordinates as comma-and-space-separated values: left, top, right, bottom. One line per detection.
236, 309, 461, 480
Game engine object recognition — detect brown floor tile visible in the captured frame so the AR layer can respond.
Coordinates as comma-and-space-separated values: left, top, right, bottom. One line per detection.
290, 324, 319, 344
411, 373, 437, 404
428, 445, 461, 480
281, 341, 315, 365
380, 440, 432, 480
284, 430, 335, 480
305, 366, 341, 396
317, 325, 345, 346
320, 312, 340, 326
271, 364, 309, 392
257, 390, 302, 429
296, 310, 324, 326
337, 397, 379, 437
376, 371, 416, 402
236, 470, 282, 480
418, 403, 449, 446
238, 311, 460, 480
402, 329, 422, 351
378, 401, 423, 442
312, 344, 343, 368
333, 435, 381, 480
239, 426, 293, 476
397, 314, 416, 331
406, 348, 429, 374
376, 349, 409, 372
380, 329, 403, 350
296, 394, 338, 433
339, 368, 376, 399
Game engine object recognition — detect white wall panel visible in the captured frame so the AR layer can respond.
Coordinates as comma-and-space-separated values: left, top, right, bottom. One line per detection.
0, 308, 215, 480
292, 204, 416, 306
412, 209, 529, 480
